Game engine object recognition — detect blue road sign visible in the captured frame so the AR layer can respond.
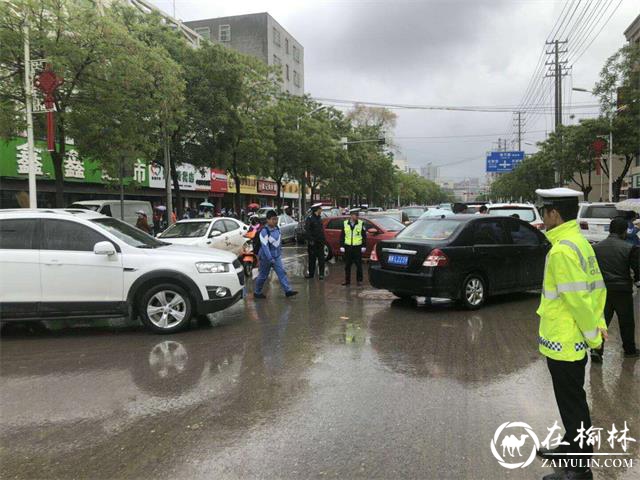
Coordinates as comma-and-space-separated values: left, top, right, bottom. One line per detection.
486, 151, 525, 173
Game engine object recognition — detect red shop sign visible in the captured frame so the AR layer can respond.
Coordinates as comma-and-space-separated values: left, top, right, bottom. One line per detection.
211, 169, 228, 193
257, 179, 277, 196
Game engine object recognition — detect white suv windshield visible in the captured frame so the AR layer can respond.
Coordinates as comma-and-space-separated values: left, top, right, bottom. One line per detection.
489, 208, 536, 222
161, 222, 210, 238
91, 217, 166, 248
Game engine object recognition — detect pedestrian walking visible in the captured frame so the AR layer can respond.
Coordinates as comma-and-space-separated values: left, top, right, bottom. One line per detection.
624, 211, 640, 246
592, 216, 640, 361
135, 210, 151, 234
304, 203, 326, 280
339, 208, 367, 286
535, 188, 607, 480
254, 210, 298, 299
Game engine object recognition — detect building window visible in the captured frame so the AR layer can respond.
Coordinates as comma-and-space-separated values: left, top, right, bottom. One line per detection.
273, 27, 281, 46
293, 45, 300, 63
218, 24, 230, 42
286, 64, 290, 81
293, 70, 300, 87
273, 54, 281, 66
195, 27, 211, 41
285, 38, 289, 54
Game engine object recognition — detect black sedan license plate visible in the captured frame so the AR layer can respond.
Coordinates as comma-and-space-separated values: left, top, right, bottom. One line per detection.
388, 254, 409, 266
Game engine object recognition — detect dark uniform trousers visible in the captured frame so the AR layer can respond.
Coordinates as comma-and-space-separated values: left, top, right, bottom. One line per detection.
547, 355, 592, 470
343, 245, 363, 283
598, 290, 636, 354
308, 241, 325, 277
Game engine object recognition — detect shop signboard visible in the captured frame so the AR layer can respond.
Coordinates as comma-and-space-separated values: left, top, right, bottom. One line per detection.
148, 162, 197, 191
0, 137, 148, 186
227, 175, 258, 195
194, 166, 210, 192
257, 179, 277, 196
211, 169, 228, 193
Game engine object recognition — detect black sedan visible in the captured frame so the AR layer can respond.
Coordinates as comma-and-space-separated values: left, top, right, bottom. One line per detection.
368, 215, 550, 309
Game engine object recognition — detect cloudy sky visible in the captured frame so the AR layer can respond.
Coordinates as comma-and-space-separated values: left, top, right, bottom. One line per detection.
151, 0, 638, 181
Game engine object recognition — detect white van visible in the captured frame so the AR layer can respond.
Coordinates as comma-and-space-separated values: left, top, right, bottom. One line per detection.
69, 200, 154, 228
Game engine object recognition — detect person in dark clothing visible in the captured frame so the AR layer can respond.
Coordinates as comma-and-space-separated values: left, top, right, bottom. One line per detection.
304, 203, 326, 280
592, 216, 640, 361
339, 208, 368, 286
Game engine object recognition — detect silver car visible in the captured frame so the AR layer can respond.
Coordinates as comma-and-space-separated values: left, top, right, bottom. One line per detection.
277, 213, 298, 243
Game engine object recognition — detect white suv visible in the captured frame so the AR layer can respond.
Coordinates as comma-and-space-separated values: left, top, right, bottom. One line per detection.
486, 203, 545, 230
577, 202, 623, 244
0, 209, 245, 333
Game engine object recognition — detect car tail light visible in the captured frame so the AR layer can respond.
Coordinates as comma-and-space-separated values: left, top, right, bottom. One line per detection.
370, 247, 378, 262
580, 221, 589, 230
423, 248, 448, 267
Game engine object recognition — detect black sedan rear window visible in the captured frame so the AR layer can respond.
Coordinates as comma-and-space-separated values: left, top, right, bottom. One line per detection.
397, 219, 461, 241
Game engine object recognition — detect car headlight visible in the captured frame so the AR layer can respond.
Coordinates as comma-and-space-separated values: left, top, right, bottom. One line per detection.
196, 262, 230, 273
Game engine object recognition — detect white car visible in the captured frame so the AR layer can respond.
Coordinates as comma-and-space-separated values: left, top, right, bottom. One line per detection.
0, 209, 245, 333
157, 218, 248, 255
577, 202, 623, 244
486, 203, 545, 230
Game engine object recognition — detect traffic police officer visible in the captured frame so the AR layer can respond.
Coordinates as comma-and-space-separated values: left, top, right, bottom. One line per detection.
535, 188, 607, 480
339, 208, 367, 286
305, 203, 326, 280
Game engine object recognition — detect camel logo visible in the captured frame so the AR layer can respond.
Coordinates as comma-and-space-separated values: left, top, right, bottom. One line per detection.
490, 421, 540, 469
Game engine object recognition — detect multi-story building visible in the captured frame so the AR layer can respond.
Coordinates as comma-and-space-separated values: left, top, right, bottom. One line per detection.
419, 164, 440, 182
624, 14, 640, 195
185, 13, 304, 96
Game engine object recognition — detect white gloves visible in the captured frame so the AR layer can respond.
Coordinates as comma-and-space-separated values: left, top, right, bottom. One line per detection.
339, 247, 345, 253
361, 247, 366, 253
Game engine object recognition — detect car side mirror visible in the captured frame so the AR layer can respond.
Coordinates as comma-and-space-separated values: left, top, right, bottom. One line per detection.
94, 241, 116, 256
209, 230, 222, 238
367, 228, 379, 235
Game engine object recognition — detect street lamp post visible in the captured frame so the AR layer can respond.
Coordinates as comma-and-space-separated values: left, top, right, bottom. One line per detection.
22, 17, 37, 208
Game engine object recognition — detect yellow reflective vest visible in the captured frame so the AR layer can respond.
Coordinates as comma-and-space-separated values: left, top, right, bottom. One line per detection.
536, 220, 607, 361
344, 220, 364, 246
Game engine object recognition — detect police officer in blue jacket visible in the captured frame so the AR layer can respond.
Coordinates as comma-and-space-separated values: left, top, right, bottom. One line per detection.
254, 210, 298, 299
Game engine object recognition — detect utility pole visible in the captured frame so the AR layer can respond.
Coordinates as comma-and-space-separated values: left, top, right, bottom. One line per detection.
164, 131, 173, 225
515, 111, 522, 151
545, 39, 568, 185
22, 18, 37, 208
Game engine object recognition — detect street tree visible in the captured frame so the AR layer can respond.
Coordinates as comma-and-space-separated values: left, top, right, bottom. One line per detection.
593, 43, 640, 201
0, 0, 180, 206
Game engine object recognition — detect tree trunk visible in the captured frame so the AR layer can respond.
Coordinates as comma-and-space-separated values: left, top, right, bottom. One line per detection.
169, 159, 182, 219
51, 119, 67, 207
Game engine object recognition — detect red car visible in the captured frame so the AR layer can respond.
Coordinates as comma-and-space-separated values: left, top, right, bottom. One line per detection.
322, 215, 405, 259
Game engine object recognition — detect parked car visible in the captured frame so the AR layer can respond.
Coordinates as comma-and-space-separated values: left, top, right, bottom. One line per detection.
322, 215, 405, 260
419, 207, 453, 219
157, 217, 249, 255
487, 203, 545, 230
577, 202, 624, 244
277, 213, 298, 243
69, 200, 154, 228
399, 206, 426, 223
0, 209, 245, 333
369, 215, 549, 309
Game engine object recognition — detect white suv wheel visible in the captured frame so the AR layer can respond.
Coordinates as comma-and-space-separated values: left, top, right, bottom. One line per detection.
139, 284, 193, 333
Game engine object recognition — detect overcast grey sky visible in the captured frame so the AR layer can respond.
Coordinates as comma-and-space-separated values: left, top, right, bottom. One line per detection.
151, 0, 638, 181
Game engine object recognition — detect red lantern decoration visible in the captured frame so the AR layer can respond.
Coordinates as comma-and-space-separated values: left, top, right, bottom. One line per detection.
592, 138, 606, 176
34, 64, 64, 152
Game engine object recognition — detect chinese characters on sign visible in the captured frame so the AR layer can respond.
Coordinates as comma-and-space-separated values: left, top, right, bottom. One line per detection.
63, 150, 85, 179
16, 143, 44, 176
486, 151, 525, 173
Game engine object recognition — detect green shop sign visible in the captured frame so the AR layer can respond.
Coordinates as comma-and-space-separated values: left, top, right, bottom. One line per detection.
0, 138, 149, 187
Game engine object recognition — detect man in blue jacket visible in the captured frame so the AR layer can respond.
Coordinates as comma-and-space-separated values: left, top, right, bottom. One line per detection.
254, 210, 298, 299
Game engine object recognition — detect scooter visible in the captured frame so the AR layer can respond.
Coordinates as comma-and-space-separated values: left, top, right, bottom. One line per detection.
240, 229, 258, 277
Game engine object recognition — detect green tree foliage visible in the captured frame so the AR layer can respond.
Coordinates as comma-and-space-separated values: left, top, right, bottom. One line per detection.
0, 0, 181, 206
593, 43, 640, 201
395, 171, 449, 205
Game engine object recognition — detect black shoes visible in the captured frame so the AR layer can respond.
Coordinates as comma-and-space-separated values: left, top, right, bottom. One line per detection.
319, 275, 324, 280
537, 445, 566, 458
285, 290, 299, 297
542, 468, 593, 480
254, 293, 266, 299
624, 349, 640, 358
341, 282, 350, 286
304, 274, 314, 279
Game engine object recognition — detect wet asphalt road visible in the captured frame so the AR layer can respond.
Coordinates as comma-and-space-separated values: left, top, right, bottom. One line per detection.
1, 246, 639, 480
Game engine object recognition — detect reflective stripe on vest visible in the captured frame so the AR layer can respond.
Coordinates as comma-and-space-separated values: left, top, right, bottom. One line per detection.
538, 336, 588, 353
344, 220, 364, 246
542, 239, 606, 299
